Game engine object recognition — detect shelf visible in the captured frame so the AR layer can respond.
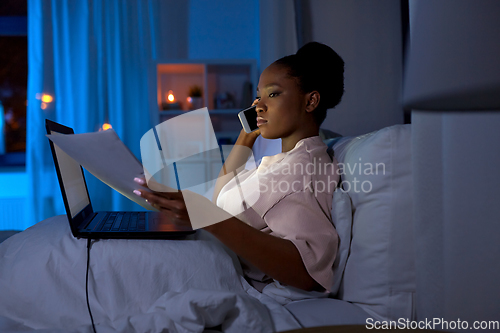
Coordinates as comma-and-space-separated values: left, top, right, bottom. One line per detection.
159, 109, 242, 116
153, 59, 257, 145
155, 59, 257, 113
157, 63, 204, 74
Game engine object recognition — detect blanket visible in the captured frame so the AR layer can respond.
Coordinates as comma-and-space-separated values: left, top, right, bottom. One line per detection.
0, 216, 300, 332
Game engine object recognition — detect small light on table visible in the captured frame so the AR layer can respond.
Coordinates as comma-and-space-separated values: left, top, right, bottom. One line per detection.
162, 90, 181, 110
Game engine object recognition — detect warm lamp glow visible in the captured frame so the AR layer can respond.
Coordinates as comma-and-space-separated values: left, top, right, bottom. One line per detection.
41, 94, 53, 103
167, 90, 175, 103
41, 103, 47, 110
36, 93, 54, 103
102, 123, 112, 131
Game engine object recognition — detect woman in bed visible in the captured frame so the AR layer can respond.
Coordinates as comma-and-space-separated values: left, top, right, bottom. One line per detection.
135, 42, 344, 297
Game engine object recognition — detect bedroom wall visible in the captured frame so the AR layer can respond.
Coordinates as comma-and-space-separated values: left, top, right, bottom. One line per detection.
302, 0, 404, 137
172, 0, 405, 139
153, 0, 260, 62
188, 0, 260, 61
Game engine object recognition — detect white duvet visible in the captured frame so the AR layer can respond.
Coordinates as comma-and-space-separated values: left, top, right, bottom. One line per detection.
0, 216, 300, 332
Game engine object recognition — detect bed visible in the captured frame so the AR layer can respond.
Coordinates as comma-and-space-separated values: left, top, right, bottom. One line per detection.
0, 215, 303, 332
0, 124, 415, 332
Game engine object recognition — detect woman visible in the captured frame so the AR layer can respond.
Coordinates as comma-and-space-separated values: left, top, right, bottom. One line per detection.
134, 42, 344, 295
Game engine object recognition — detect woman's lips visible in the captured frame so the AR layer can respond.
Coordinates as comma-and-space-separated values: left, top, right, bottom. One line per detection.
257, 117, 267, 126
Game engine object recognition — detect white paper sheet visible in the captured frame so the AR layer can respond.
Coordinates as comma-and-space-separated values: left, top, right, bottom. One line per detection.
48, 128, 247, 230
47, 129, 166, 211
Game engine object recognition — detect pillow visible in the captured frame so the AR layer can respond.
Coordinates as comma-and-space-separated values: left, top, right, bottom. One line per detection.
329, 188, 353, 297
332, 124, 415, 321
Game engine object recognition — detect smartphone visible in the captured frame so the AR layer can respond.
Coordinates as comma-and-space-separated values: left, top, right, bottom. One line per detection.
238, 105, 258, 133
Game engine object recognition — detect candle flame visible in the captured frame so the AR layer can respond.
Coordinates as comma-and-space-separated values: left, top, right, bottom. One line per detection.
167, 90, 175, 102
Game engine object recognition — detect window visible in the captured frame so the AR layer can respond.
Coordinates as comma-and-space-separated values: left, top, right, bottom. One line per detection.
0, 0, 27, 167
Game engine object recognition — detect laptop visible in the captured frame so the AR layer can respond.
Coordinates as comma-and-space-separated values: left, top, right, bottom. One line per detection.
45, 119, 195, 239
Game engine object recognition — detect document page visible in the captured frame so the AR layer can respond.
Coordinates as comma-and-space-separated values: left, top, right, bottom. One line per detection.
47, 129, 166, 211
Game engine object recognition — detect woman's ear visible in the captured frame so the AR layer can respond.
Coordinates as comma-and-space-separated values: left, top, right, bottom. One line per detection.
305, 91, 320, 113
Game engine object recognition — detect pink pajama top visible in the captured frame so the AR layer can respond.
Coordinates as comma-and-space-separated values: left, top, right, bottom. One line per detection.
216, 136, 339, 292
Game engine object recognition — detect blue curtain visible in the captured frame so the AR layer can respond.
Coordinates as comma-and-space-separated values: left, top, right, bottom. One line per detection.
27, 0, 161, 226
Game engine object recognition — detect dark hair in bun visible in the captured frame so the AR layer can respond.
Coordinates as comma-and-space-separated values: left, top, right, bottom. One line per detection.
274, 42, 344, 125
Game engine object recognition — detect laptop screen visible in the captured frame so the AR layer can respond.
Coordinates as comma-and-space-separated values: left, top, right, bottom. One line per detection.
50, 131, 90, 218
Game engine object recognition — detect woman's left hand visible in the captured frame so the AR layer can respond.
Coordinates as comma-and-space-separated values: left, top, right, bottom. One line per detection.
133, 177, 192, 228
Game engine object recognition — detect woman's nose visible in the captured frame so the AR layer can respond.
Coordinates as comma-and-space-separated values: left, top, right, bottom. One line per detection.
255, 100, 265, 113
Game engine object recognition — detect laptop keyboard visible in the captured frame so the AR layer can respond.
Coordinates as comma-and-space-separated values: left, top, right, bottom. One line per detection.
99, 212, 146, 232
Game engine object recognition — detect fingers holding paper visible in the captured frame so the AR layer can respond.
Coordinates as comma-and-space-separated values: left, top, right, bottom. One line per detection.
133, 177, 233, 230
133, 177, 191, 228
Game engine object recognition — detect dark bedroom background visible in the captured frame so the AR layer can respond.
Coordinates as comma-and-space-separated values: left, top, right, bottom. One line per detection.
0, 0, 408, 231
0, 0, 27, 167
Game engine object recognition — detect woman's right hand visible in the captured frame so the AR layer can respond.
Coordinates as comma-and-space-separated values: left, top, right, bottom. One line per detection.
235, 99, 261, 147
213, 100, 261, 202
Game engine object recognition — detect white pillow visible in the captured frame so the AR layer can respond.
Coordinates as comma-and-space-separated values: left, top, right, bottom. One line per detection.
332, 124, 415, 321
330, 188, 353, 297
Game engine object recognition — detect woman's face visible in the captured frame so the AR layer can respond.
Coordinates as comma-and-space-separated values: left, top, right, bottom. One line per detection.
255, 63, 310, 141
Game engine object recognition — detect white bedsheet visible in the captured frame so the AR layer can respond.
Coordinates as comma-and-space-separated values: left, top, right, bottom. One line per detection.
0, 216, 300, 332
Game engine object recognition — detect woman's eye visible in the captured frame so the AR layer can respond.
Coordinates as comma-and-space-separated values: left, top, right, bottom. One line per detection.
269, 92, 279, 98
